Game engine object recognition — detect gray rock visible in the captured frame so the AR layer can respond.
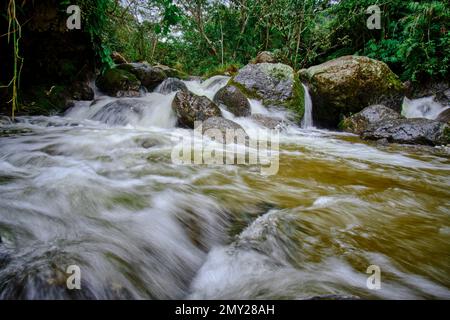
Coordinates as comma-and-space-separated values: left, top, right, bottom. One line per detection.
197, 116, 247, 144
172, 91, 221, 128
213, 85, 251, 117
117, 63, 167, 90
362, 118, 449, 146
233, 63, 295, 104
155, 78, 188, 94
96, 68, 141, 97
250, 114, 287, 130
340, 104, 401, 134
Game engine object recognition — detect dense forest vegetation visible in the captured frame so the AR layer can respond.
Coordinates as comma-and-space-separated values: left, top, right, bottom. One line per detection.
98, 0, 450, 79
1, 0, 449, 117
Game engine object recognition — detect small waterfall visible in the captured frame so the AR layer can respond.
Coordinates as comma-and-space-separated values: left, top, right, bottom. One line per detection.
301, 83, 313, 129
402, 96, 449, 120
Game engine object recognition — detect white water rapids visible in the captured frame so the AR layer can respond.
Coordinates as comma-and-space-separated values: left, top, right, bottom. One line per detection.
0, 76, 449, 299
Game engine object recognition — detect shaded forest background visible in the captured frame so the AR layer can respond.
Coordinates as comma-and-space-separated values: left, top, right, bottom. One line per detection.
1, 0, 449, 116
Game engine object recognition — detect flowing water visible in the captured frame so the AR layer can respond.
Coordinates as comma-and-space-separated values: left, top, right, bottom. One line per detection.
301, 84, 314, 129
402, 96, 449, 120
0, 76, 449, 299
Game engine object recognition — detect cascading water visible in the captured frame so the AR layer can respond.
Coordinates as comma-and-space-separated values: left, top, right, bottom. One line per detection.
402, 96, 449, 120
0, 75, 449, 299
301, 83, 313, 129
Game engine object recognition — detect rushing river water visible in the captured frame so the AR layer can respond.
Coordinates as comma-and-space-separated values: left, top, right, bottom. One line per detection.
0, 76, 449, 299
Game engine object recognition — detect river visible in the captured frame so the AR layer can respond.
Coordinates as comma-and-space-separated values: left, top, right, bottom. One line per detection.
0, 76, 449, 299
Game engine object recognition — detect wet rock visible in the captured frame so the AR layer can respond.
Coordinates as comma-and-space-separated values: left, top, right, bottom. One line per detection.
299, 55, 405, 128
91, 99, 147, 125
249, 114, 287, 130
96, 68, 141, 97
111, 51, 128, 64
254, 51, 276, 64
362, 118, 450, 146
213, 85, 251, 117
172, 91, 221, 128
196, 117, 248, 144
436, 108, 450, 123
117, 63, 167, 90
155, 78, 188, 94
340, 104, 401, 134
233, 63, 295, 105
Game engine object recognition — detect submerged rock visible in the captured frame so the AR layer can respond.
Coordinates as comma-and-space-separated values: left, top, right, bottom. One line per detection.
340, 105, 401, 134
155, 78, 187, 94
233, 63, 295, 105
213, 85, 251, 117
250, 114, 287, 130
0, 116, 12, 126
172, 91, 221, 128
91, 99, 147, 125
299, 55, 405, 128
197, 117, 248, 144
362, 118, 450, 146
117, 63, 167, 90
96, 68, 141, 97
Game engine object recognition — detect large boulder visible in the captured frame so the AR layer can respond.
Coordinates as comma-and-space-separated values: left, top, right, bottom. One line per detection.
197, 117, 248, 143
172, 91, 221, 128
249, 114, 287, 130
362, 118, 449, 146
155, 78, 188, 94
213, 85, 251, 117
96, 68, 141, 97
340, 104, 401, 135
299, 55, 405, 128
233, 63, 297, 105
117, 63, 167, 90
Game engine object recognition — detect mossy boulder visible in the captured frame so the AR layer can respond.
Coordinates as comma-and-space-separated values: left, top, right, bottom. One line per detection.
213, 85, 251, 117
172, 91, 221, 128
96, 68, 141, 97
340, 104, 401, 135
362, 118, 449, 146
231, 63, 305, 121
116, 63, 167, 91
153, 64, 188, 80
299, 55, 405, 128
